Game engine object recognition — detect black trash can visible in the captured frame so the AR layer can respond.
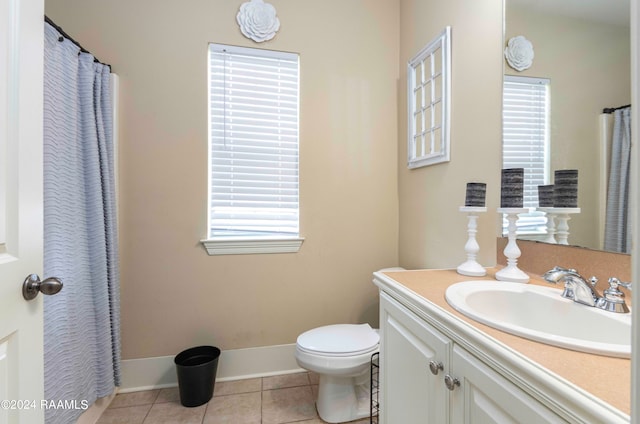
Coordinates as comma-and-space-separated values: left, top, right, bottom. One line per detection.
174, 345, 221, 407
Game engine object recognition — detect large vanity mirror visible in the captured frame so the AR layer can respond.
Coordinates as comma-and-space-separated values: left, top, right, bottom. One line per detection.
503, 0, 631, 253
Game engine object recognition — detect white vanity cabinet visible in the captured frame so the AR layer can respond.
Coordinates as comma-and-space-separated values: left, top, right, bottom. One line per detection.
380, 292, 564, 424
380, 292, 451, 423
375, 271, 630, 424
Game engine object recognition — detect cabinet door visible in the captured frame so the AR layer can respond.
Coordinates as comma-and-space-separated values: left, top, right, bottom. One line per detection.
380, 292, 451, 424
450, 345, 567, 424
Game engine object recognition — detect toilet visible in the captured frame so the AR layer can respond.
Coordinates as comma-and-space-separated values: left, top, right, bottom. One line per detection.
295, 323, 379, 423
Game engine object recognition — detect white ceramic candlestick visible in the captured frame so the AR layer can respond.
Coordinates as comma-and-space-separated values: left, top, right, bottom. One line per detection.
496, 208, 529, 283
538, 207, 580, 245
554, 207, 580, 245
457, 206, 487, 277
538, 207, 558, 244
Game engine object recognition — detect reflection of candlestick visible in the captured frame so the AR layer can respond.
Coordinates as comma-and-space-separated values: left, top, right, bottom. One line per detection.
543, 209, 557, 243
496, 208, 529, 283
555, 208, 581, 245
538, 207, 580, 245
457, 206, 487, 276
537, 185, 554, 207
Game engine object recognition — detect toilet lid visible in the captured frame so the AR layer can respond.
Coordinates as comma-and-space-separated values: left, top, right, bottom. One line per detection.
297, 323, 379, 355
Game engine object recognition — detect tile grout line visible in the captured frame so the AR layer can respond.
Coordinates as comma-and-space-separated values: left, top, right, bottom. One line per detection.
104, 372, 327, 424
142, 390, 161, 424
200, 396, 209, 424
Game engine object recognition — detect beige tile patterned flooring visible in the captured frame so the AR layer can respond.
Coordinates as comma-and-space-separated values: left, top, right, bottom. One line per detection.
97, 372, 371, 424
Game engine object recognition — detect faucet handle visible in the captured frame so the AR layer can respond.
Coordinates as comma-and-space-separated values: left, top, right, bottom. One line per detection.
588, 276, 598, 287
596, 278, 631, 313
607, 277, 632, 291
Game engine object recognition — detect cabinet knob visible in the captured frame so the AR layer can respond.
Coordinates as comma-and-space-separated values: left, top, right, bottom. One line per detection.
444, 374, 460, 391
429, 360, 443, 375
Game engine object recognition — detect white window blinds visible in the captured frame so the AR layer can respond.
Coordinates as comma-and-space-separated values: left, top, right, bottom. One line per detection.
208, 44, 300, 238
502, 75, 550, 234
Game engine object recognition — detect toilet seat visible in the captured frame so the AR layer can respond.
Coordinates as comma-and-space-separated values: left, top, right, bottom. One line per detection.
296, 323, 379, 356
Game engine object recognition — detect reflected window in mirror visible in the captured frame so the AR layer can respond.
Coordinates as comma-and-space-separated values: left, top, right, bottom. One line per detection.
502, 76, 550, 236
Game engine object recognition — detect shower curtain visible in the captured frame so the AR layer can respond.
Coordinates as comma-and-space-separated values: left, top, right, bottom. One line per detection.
604, 106, 632, 253
43, 22, 121, 424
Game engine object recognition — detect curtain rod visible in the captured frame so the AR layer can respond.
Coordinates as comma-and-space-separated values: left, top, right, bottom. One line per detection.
602, 104, 631, 114
44, 15, 110, 68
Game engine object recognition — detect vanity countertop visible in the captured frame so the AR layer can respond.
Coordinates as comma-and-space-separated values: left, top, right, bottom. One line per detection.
381, 268, 631, 416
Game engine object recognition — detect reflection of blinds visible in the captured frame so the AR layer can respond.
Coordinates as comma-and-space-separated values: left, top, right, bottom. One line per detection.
503, 75, 550, 234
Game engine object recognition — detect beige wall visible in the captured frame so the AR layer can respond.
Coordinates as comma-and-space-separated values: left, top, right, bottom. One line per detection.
45, 0, 400, 359
398, 0, 503, 269
506, 4, 631, 249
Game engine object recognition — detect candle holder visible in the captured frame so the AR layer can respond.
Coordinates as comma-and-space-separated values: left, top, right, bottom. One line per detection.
538, 207, 558, 244
538, 207, 580, 245
554, 207, 580, 245
496, 208, 529, 283
457, 206, 487, 277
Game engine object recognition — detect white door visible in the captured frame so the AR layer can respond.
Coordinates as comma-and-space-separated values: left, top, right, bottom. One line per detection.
0, 0, 46, 423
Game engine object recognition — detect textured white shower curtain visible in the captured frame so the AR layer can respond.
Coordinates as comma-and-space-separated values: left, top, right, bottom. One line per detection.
604, 107, 632, 253
43, 22, 121, 424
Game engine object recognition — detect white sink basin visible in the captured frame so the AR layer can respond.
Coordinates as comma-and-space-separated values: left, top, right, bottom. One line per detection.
445, 280, 631, 358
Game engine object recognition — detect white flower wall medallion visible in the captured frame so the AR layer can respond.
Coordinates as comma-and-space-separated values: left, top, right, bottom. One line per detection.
504, 36, 534, 72
237, 0, 280, 43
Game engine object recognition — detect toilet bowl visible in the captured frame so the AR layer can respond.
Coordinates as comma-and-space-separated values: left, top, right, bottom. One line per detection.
295, 323, 379, 423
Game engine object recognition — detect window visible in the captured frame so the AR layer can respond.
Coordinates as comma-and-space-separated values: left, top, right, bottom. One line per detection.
407, 27, 451, 169
502, 75, 550, 235
203, 44, 302, 255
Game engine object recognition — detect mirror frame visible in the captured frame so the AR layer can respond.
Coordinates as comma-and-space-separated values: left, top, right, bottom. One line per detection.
630, 0, 638, 419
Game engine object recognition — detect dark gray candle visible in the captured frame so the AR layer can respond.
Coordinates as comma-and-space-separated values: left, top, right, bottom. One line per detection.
465, 182, 486, 207
553, 169, 578, 208
500, 168, 524, 208
537, 185, 554, 207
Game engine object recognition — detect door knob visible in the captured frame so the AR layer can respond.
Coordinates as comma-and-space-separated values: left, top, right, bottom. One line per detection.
22, 274, 63, 300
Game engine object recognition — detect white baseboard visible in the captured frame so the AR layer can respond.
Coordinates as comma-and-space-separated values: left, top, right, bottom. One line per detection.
119, 343, 305, 393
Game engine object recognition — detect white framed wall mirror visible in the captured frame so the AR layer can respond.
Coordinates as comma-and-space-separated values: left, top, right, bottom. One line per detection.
502, 0, 631, 254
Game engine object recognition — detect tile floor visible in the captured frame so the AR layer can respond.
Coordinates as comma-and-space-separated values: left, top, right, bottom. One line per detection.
97, 372, 371, 424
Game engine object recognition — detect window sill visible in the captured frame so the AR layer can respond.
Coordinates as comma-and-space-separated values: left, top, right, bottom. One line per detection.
201, 236, 305, 256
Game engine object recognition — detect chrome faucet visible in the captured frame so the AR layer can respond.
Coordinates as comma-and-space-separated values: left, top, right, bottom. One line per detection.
542, 266, 632, 313
542, 266, 599, 307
